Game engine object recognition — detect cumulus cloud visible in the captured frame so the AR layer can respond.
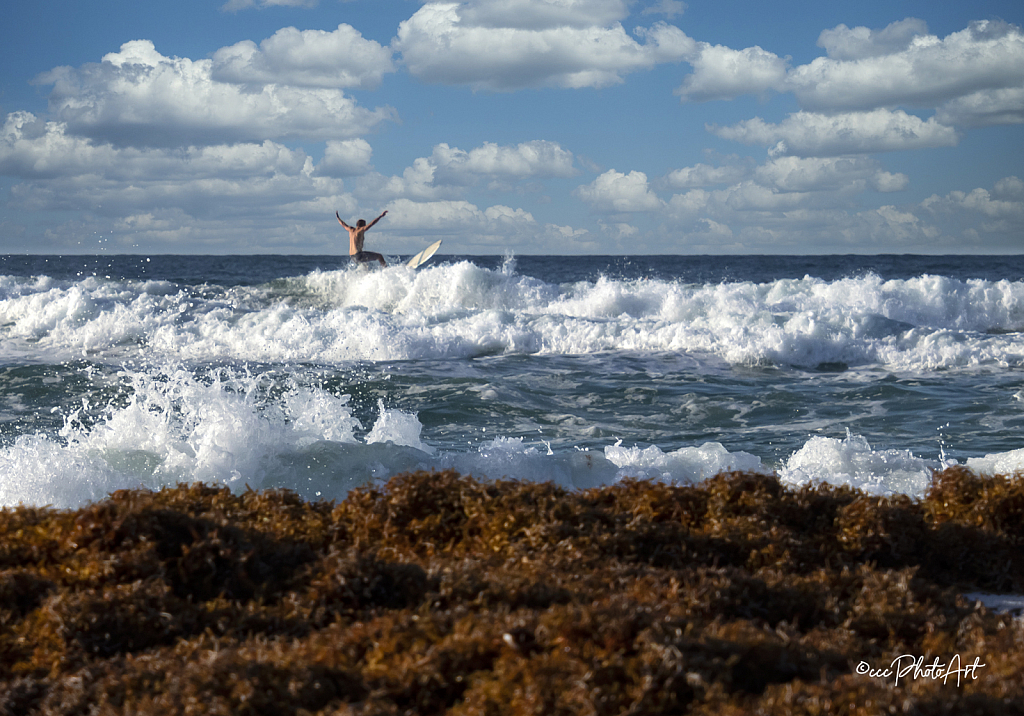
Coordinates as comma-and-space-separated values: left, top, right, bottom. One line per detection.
220, 0, 361, 12
314, 139, 374, 177
1, 112, 121, 179
676, 18, 1023, 147
359, 140, 576, 199
0, 111, 384, 253
594, 153, 918, 246
788, 20, 1024, 112
394, 1, 695, 90
431, 141, 576, 182
384, 198, 504, 228
923, 178, 1024, 219
0, 112, 312, 182
376, 197, 599, 253
816, 18, 929, 60
659, 168, 1024, 252
872, 171, 910, 193
754, 156, 907, 193
457, 0, 632, 29
710, 109, 959, 157
994, 176, 1024, 200
574, 169, 664, 212
2, 143, 358, 253
222, 0, 319, 11
653, 150, 928, 248
908, 178, 1024, 250
936, 86, 1024, 128
664, 162, 748, 189
675, 43, 789, 102
642, 0, 686, 19
212, 25, 395, 89
660, 155, 908, 232
35, 40, 396, 148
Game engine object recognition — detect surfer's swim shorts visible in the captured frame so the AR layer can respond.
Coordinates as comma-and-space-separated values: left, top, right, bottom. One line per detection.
351, 251, 384, 264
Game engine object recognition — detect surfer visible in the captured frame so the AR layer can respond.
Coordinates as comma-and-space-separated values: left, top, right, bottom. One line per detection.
337, 210, 388, 267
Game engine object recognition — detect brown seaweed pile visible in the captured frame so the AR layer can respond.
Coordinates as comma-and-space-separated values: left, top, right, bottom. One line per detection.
2, 466, 1024, 714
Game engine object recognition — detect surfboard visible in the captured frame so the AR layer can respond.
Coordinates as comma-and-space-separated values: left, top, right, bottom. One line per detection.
406, 239, 442, 269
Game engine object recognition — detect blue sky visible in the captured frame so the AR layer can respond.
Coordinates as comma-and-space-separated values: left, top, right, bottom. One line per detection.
1, 0, 1021, 255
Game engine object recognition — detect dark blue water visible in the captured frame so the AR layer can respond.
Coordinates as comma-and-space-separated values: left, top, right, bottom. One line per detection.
3, 253, 1021, 286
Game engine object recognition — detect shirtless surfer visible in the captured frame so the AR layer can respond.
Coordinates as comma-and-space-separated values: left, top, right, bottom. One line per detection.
337, 210, 388, 267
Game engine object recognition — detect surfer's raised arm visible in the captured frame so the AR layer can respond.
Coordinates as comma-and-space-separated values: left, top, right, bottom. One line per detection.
336, 212, 352, 230
365, 210, 388, 229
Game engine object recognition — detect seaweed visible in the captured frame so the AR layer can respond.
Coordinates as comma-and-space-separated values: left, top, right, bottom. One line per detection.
1, 467, 1023, 714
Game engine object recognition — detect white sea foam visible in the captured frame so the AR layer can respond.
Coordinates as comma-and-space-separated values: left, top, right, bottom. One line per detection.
604, 441, 764, 484
0, 368, 377, 507
1, 264, 1022, 369
779, 430, 942, 496
1, 359, 1020, 509
365, 399, 435, 454
966, 448, 1024, 478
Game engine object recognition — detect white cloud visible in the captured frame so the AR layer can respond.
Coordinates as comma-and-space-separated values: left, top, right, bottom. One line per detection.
788, 20, 1024, 113
383, 199, 498, 228
642, 0, 686, 19
485, 204, 535, 222
610, 222, 639, 237
376, 197, 595, 253
0, 111, 375, 251
754, 156, 906, 193
935, 86, 1024, 128
1, 112, 120, 179
222, 0, 319, 11
673, 19, 1024, 137
816, 18, 929, 60
366, 158, 449, 201
394, 2, 694, 90
666, 188, 710, 216
693, 218, 732, 238
574, 169, 664, 212
710, 109, 959, 157
314, 139, 374, 177
431, 141, 576, 182
359, 140, 576, 199
212, 25, 395, 89
712, 181, 810, 212
916, 179, 1024, 249
0, 112, 312, 181
872, 171, 910, 193
664, 162, 748, 189
675, 43, 789, 102
660, 156, 908, 237
994, 176, 1024, 200
924, 182, 1024, 219
35, 40, 396, 148
658, 171, 1023, 252
457, 0, 632, 29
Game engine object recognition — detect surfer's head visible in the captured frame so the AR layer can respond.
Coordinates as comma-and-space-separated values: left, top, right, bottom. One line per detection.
356, 219, 367, 227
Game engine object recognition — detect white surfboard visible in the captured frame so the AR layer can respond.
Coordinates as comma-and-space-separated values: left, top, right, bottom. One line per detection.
406, 239, 443, 269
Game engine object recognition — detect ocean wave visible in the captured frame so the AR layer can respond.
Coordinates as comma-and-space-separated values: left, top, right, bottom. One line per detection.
1, 262, 1023, 370
2, 364, 1022, 509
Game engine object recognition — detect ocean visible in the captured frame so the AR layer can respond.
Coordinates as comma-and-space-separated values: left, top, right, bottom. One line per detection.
1, 252, 1022, 509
